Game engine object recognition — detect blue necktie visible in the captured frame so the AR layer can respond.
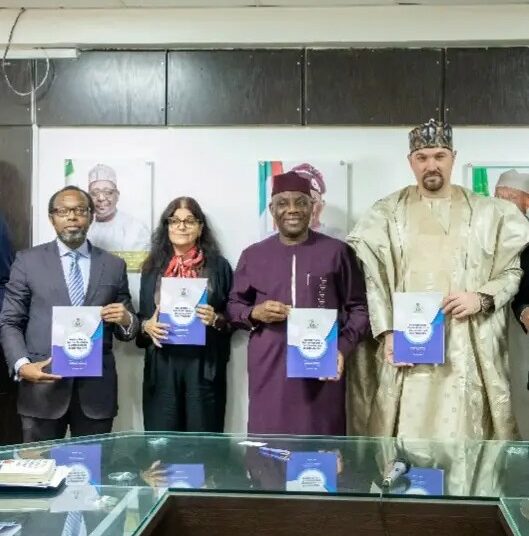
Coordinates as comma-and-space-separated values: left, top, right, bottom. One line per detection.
61, 511, 87, 536
67, 251, 85, 306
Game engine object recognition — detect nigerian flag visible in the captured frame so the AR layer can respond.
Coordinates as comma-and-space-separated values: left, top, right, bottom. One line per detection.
65, 159, 75, 185
472, 167, 490, 197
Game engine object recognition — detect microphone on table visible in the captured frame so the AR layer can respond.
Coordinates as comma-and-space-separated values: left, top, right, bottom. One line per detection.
382, 457, 411, 488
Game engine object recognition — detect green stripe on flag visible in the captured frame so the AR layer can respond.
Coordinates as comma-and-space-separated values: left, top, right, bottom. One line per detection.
65, 159, 74, 178
258, 161, 271, 216
472, 167, 490, 197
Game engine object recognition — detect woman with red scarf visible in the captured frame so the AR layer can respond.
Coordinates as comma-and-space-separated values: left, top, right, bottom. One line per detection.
136, 197, 233, 432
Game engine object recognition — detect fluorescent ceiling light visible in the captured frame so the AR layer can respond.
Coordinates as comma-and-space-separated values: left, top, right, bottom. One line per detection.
3, 48, 79, 59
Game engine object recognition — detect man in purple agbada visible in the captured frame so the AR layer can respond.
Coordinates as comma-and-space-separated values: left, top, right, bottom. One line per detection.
227, 171, 369, 435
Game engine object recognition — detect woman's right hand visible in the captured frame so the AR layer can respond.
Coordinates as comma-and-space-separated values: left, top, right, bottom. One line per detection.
143, 306, 169, 348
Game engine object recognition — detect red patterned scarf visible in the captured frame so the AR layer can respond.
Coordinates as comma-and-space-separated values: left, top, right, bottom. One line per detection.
164, 246, 204, 279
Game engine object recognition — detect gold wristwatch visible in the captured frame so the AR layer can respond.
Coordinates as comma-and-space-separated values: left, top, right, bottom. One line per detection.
477, 293, 495, 314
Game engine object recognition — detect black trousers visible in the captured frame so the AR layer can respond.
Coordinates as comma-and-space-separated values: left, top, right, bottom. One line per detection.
143, 348, 226, 433
20, 381, 113, 443
0, 352, 22, 444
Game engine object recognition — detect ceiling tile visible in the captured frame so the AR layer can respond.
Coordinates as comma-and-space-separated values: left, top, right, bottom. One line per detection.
123, 0, 254, 6
0, 0, 124, 7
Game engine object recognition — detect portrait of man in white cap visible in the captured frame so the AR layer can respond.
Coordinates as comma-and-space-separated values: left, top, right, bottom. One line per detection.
495, 168, 529, 408
87, 163, 150, 253
494, 168, 529, 216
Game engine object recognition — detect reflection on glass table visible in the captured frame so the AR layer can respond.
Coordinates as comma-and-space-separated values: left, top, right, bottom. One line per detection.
500, 498, 529, 536
0, 432, 528, 500
0, 432, 528, 535
0, 485, 158, 536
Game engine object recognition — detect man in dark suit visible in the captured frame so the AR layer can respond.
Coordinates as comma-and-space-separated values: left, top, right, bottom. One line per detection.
511, 246, 529, 393
0, 185, 138, 442
0, 213, 17, 444
512, 247, 529, 332
0, 213, 13, 306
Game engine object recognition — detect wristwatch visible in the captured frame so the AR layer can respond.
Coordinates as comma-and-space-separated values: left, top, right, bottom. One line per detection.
477, 293, 495, 314
141, 319, 148, 334
211, 313, 222, 331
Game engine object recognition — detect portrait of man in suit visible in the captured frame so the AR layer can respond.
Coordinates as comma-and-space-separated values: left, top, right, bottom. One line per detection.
0, 185, 139, 443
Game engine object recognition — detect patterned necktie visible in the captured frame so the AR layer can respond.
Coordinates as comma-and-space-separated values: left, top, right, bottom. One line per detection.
61, 511, 87, 536
67, 251, 85, 306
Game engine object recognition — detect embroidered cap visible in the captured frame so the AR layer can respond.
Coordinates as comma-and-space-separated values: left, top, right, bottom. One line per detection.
409, 119, 453, 154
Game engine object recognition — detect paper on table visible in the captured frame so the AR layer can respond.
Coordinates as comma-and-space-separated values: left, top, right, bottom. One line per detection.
0, 522, 21, 536
0, 466, 70, 489
238, 441, 268, 447
49, 484, 100, 513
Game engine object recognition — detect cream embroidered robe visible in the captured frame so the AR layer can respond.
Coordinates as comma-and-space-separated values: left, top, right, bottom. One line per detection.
347, 185, 529, 440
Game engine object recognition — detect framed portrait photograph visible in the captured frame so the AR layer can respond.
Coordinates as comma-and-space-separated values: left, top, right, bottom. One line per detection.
465, 162, 529, 216
64, 158, 154, 271
258, 160, 351, 240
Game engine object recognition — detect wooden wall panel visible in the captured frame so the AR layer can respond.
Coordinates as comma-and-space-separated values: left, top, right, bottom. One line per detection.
305, 49, 443, 125
0, 60, 31, 126
445, 48, 529, 125
167, 50, 302, 125
36, 51, 166, 126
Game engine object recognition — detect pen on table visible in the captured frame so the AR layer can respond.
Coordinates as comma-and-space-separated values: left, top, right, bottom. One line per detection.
258, 447, 291, 460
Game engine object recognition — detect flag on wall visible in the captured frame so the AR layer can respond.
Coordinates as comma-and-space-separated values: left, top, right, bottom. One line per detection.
65, 159, 75, 185
472, 167, 490, 196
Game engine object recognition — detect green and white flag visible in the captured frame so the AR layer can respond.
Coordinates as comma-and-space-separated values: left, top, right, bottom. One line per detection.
64, 159, 75, 185
472, 166, 490, 197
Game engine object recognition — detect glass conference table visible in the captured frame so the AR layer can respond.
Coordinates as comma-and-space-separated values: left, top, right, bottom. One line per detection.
0, 431, 528, 535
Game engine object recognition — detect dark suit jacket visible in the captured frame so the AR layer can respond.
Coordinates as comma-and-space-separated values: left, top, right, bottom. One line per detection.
0, 240, 138, 420
136, 254, 233, 384
0, 214, 14, 396
511, 246, 529, 389
512, 245, 529, 332
0, 213, 14, 309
